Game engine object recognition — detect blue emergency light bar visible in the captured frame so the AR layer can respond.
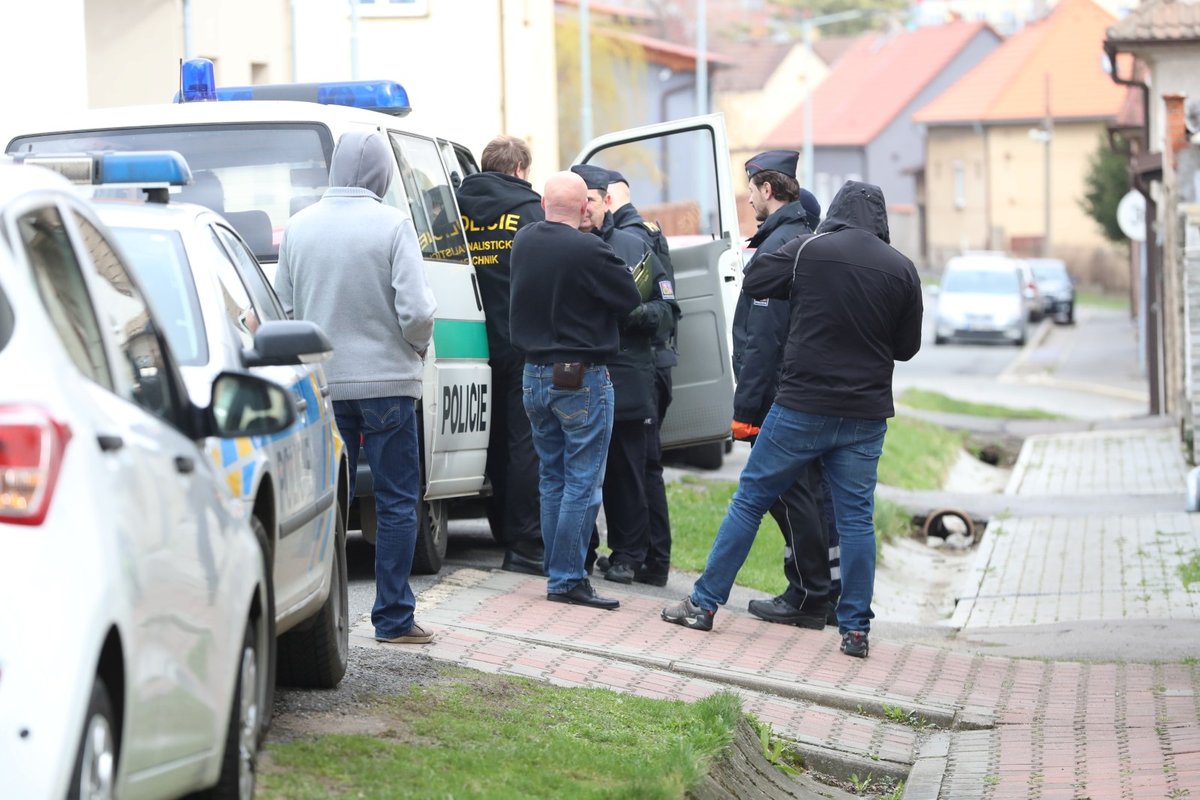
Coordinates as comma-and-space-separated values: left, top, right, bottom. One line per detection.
175, 58, 412, 116
16, 151, 192, 187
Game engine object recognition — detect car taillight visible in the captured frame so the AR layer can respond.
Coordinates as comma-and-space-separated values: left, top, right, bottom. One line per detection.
0, 406, 71, 526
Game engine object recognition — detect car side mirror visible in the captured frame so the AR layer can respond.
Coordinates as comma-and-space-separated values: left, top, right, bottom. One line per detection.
208, 372, 296, 437
242, 319, 333, 367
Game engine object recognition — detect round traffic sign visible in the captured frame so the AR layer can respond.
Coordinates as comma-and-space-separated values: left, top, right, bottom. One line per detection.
1117, 190, 1146, 241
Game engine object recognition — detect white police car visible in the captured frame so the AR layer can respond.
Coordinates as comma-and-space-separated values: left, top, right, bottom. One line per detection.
6, 62, 741, 567
21, 150, 352, 690
0, 157, 309, 799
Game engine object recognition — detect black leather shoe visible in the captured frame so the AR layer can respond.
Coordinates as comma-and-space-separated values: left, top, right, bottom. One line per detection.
501, 548, 544, 576
604, 562, 636, 584
547, 579, 619, 610
748, 595, 828, 630
595, 555, 611, 573
634, 568, 669, 587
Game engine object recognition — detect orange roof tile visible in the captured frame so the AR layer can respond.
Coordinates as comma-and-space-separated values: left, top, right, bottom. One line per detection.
914, 0, 1126, 125
761, 21, 995, 149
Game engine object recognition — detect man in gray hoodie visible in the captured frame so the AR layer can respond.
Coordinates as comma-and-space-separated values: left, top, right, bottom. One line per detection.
276, 131, 438, 645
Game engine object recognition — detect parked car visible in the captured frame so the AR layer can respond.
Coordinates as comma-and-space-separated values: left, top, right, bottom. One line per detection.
0, 158, 308, 798
1028, 257, 1076, 324
38, 150, 353, 690
934, 255, 1030, 346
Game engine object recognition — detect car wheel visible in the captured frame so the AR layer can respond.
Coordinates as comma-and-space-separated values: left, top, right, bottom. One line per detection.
358, 498, 377, 546
276, 509, 349, 688
412, 496, 448, 574
197, 622, 260, 800
249, 516, 275, 744
683, 441, 724, 471
934, 334, 947, 345
68, 679, 116, 800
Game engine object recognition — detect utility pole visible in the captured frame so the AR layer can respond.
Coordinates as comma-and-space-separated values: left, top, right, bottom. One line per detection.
1043, 73, 1053, 257
349, 0, 360, 80
801, 9, 865, 188
581, 0, 593, 144
695, 0, 707, 116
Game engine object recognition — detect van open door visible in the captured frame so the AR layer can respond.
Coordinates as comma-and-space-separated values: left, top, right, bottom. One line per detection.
575, 114, 739, 455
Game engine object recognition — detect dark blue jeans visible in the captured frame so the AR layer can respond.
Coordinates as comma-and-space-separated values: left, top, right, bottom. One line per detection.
691, 404, 886, 633
522, 364, 614, 594
335, 396, 420, 640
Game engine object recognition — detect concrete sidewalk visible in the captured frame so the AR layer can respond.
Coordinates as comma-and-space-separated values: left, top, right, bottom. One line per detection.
350, 422, 1200, 798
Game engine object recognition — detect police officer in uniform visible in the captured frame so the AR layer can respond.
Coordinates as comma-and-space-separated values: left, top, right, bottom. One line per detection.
570, 164, 678, 585
607, 171, 678, 586
456, 136, 545, 574
733, 149, 837, 629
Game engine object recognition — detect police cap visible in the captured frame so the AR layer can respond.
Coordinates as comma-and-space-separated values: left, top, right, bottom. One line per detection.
607, 169, 628, 186
799, 188, 821, 225
570, 164, 611, 191
745, 149, 799, 179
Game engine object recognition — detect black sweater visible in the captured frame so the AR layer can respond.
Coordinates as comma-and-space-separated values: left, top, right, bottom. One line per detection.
509, 221, 642, 365
741, 181, 923, 419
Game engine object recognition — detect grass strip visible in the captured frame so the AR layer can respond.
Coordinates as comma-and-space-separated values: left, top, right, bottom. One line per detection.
258, 673, 741, 800
898, 388, 1062, 420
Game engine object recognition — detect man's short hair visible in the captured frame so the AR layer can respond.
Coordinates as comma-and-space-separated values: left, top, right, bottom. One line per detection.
480, 135, 532, 175
750, 170, 799, 204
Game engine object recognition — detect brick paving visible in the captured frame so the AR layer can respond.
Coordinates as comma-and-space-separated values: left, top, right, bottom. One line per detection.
348, 426, 1200, 797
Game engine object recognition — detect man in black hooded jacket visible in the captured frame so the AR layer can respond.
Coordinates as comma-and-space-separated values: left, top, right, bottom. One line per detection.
662, 180, 922, 661
456, 136, 545, 574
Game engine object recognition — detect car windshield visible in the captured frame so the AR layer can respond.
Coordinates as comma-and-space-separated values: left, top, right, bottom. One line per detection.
1031, 263, 1069, 282
109, 227, 208, 366
9, 124, 333, 263
942, 268, 1019, 295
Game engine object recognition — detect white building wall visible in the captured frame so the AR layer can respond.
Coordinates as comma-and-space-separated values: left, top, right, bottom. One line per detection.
0, 0, 89, 124
293, 0, 559, 183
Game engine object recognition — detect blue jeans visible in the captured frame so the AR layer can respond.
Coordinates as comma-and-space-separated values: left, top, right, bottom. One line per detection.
692, 405, 886, 633
334, 396, 420, 640
522, 364, 614, 594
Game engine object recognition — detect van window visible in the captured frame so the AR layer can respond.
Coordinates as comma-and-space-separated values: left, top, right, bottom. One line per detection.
388, 132, 469, 264
9, 124, 335, 262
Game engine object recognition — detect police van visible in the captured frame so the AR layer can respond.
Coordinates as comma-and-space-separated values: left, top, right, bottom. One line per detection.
6, 62, 741, 573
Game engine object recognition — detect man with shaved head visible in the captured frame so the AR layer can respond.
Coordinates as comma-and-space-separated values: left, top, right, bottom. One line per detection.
510, 171, 642, 610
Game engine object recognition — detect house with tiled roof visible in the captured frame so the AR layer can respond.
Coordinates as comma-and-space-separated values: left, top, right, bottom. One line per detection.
760, 21, 1001, 260
914, 0, 1127, 273
1105, 0, 1200, 443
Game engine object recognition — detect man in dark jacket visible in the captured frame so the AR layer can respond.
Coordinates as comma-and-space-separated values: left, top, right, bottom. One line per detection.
456, 136, 545, 575
663, 180, 923, 660
732, 150, 837, 631
571, 164, 677, 586
511, 171, 642, 609
607, 171, 678, 586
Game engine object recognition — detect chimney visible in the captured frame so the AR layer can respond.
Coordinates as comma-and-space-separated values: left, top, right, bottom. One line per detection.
1164, 92, 1188, 168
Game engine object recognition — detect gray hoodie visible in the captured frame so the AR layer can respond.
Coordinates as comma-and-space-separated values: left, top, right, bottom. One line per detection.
276, 131, 436, 401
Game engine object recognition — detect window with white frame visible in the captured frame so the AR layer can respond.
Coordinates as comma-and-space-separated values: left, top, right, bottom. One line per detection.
953, 160, 965, 210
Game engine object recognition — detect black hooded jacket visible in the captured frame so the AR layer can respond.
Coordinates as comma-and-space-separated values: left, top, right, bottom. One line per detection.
456, 172, 545, 358
731, 200, 813, 426
741, 181, 922, 419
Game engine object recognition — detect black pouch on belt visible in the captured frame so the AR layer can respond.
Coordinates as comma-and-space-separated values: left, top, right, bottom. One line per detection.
552, 362, 585, 389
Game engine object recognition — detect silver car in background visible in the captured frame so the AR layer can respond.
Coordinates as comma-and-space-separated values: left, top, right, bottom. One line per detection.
934, 255, 1029, 346
1028, 257, 1076, 324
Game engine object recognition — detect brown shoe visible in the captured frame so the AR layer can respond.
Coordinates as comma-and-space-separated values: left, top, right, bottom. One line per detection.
377, 622, 434, 644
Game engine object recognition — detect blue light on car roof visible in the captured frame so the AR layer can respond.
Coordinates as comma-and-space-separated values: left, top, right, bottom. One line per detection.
181, 58, 218, 102
173, 59, 412, 116
18, 151, 192, 187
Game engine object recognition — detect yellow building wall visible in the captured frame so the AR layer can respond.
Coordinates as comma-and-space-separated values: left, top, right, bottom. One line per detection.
985, 121, 1110, 253
923, 126, 990, 269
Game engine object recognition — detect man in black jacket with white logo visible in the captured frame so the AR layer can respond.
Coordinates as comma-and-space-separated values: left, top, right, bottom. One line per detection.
456, 136, 545, 575
663, 180, 922, 660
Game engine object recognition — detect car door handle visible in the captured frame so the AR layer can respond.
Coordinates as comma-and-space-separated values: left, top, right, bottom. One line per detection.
319, 384, 331, 398
97, 434, 124, 452
174, 456, 195, 474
